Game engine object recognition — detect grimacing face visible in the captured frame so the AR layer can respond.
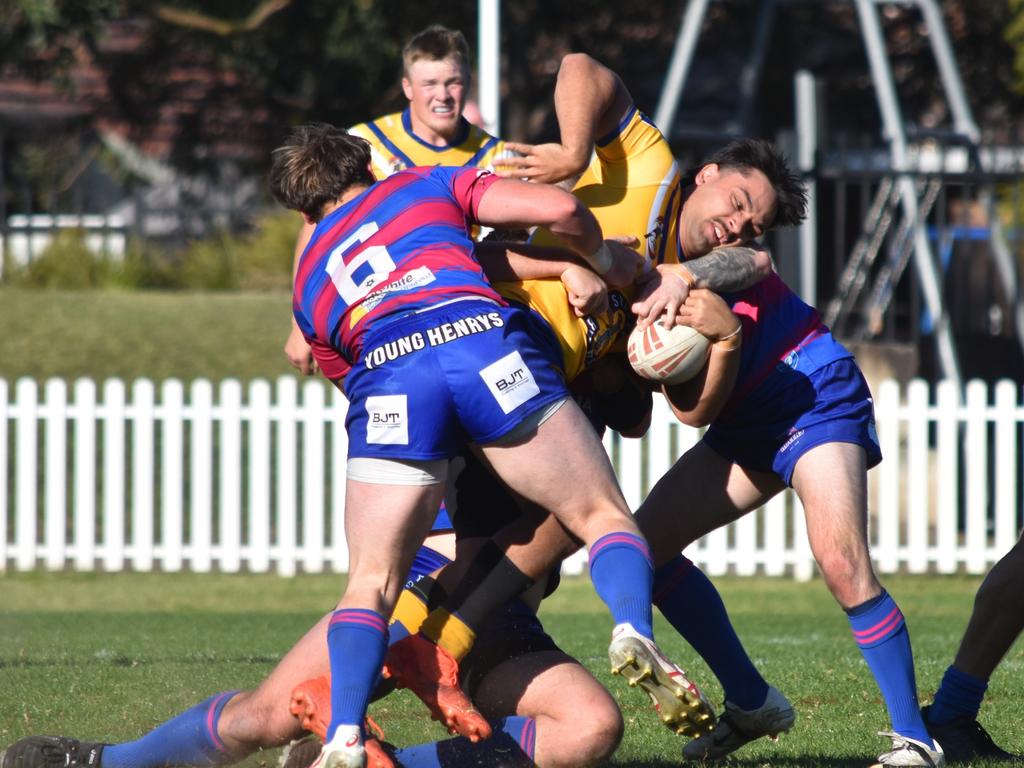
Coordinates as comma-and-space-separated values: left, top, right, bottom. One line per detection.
679, 164, 777, 258
402, 56, 468, 145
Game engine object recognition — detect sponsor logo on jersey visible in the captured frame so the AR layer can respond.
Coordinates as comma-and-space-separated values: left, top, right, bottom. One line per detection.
361, 266, 437, 312
365, 394, 409, 445
363, 311, 506, 370
479, 351, 540, 414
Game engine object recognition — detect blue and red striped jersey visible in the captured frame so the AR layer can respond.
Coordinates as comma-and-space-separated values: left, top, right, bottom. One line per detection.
293, 166, 504, 379
716, 272, 853, 424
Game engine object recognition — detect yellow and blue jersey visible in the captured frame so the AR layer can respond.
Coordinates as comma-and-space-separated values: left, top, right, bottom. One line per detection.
349, 109, 511, 179
566, 106, 684, 267
497, 107, 683, 380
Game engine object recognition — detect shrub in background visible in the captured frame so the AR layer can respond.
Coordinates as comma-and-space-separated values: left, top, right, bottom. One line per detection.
179, 232, 242, 290
7, 228, 114, 289
170, 210, 297, 291
238, 211, 300, 291
113, 238, 185, 290
1, 210, 297, 291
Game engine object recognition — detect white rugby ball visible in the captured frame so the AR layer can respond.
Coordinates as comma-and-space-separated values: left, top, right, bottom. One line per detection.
626, 320, 711, 384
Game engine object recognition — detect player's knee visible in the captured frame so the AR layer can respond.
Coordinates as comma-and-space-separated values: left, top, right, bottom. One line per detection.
816, 549, 876, 607
558, 698, 623, 765
585, 701, 625, 763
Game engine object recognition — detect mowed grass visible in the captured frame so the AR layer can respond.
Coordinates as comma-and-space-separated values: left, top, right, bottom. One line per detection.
0, 288, 296, 384
2, 572, 1022, 767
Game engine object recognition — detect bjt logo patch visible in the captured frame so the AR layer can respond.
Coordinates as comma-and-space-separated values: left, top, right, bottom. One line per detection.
479, 351, 540, 414
365, 395, 409, 445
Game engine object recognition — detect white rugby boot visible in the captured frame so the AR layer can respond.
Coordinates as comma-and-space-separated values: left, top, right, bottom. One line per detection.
607, 623, 716, 737
682, 685, 796, 761
309, 726, 366, 768
875, 732, 945, 767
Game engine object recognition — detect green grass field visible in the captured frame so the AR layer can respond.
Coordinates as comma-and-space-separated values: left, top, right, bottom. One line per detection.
0, 288, 295, 384
2, 572, 1021, 767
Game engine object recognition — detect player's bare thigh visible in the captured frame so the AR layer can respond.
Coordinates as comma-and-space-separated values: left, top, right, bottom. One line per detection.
479, 398, 633, 542
342, 478, 446, 612
635, 440, 784, 566
790, 441, 879, 607
473, 650, 623, 768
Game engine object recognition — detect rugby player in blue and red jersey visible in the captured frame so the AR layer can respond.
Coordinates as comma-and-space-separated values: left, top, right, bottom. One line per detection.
495, 52, 943, 767
268, 123, 681, 768
634, 264, 944, 766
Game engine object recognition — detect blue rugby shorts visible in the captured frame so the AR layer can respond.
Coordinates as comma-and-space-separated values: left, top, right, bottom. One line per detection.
703, 357, 882, 486
344, 299, 568, 461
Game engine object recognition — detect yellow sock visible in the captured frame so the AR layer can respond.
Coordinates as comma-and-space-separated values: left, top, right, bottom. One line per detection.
420, 607, 477, 661
391, 588, 430, 636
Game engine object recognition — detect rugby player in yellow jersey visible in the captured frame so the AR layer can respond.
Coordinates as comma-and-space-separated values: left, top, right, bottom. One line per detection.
349, 26, 510, 179
283, 24, 514, 374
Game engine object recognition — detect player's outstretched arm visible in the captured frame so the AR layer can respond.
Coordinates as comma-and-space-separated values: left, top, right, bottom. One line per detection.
475, 178, 636, 288
499, 53, 633, 184
476, 242, 611, 316
661, 289, 743, 427
475, 241, 587, 281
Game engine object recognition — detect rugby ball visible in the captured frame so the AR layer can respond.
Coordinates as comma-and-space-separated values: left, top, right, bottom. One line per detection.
626, 321, 711, 384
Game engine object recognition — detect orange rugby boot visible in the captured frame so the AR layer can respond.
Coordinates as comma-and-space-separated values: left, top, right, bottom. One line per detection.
363, 738, 395, 768
385, 634, 492, 742
290, 676, 332, 740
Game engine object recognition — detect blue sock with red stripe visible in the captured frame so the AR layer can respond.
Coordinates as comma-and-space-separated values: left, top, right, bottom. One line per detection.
393, 716, 536, 767
927, 665, 988, 725
653, 555, 769, 710
102, 692, 239, 768
326, 609, 388, 741
588, 532, 654, 638
847, 591, 931, 744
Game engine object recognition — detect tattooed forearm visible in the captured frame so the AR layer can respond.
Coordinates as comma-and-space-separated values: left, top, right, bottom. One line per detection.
684, 245, 773, 292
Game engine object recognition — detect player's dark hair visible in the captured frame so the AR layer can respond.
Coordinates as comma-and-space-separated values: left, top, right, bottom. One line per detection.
698, 139, 807, 228
402, 24, 470, 75
268, 123, 374, 222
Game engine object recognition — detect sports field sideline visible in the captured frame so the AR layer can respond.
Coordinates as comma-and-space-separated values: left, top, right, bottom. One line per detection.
2, 571, 1020, 767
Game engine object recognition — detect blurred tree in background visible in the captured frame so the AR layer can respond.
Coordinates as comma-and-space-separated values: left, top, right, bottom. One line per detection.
2, 0, 1024, 214
2, 1, 1023, 181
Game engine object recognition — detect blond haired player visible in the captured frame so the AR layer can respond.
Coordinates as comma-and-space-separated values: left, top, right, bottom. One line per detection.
284, 24, 515, 374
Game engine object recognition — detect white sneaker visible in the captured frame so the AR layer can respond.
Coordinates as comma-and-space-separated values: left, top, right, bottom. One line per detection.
309, 726, 366, 768
682, 685, 795, 761
875, 732, 945, 767
608, 623, 716, 737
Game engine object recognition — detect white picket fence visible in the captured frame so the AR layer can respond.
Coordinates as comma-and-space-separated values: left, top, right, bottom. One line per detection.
1, 376, 1021, 578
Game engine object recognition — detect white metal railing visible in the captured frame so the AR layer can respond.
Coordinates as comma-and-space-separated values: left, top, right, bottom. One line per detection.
1, 377, 1021, 579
